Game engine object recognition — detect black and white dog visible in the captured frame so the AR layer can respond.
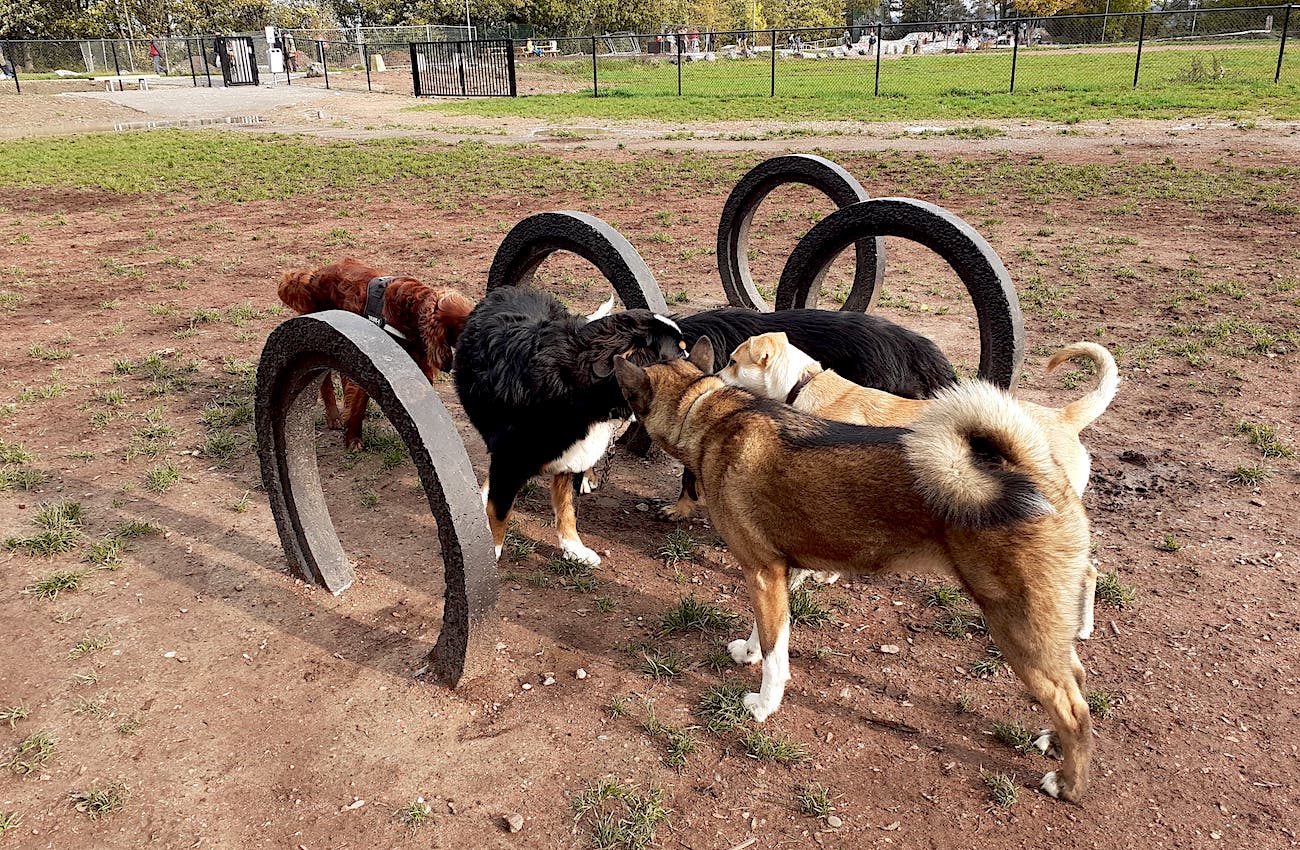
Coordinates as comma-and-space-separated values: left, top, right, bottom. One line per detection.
453, 288, 687, 565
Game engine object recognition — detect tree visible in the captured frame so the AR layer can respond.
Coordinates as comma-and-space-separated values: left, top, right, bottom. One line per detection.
0, 0, 84, 39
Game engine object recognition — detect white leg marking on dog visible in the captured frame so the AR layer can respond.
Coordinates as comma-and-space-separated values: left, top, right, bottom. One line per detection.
728, 623, 761, 665
480, 481, 490, 508
788, 569, 810, 592
494, 544, 502, 560
559, 537, 601, 567
1039, 771, 1062, 799
1078, 572, 1096, 640
744, 620, 790, 723
579, 472, 595, 495
1032, 729, 1059, 757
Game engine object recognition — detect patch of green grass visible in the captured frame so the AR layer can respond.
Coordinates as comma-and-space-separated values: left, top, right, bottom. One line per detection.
697, 680, 751, 734
16, 381, 68, 402
71, 696, 109, 719
202, 431, 239, 466
990, 719, 1034, 753
641, 650, 685, 680
1229, 463, 1271, 486
659, 595, 737, 634
70, 780, 129, 819
144, 461, 180, 493
925, 584, 969, 609
935, 609, 986, 640
595, 595, 616, 613
741, 729, 808, 764
703, 645, 732, 672
956, 692, 975, 713
68, 635, 110, 659
796, 781, 835, 819
359, 488, 379, 509
25, 569, 88, 600
968, 644, 1006, 679
224, 303, 263, 326
0, 810, 20, 833
230, 492, 252, 513
359, 422, 407, 469
85, 536, 124, 570
221, 356, 256, 376
201, 401, 253, 429
657, 529, 699, 568
1234, 420, 1293, 458
1155, 534, 1182, 553
6, 730, 56, 775
1096, 572, 1137, 609
789, 586, 835, 628
114, 519, 160, 540
0, 704, 29, 729
640, 703, 697, 771
398, 797, 433, 827
127, 416, 178, 460
4, 500, 84, 556
1087, 688, 1119, 720
28, 343, 71, 362
502, 526, 537, 561
981, 769, 1018, 808
115, 714, 143, 735
606, 695, 631, 717
0, 439, 30, 465
0, 466, 48, 491
573, 778, 671, 850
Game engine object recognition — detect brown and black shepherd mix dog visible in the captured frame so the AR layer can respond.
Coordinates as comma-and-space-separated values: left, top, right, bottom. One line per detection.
614, 337, 1096, 803
278, 258, 474, 450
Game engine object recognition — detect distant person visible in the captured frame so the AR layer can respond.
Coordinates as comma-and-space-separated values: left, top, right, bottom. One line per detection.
149, 37, 165, 75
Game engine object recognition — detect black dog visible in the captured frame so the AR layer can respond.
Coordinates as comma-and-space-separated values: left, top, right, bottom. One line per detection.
660, 307, 957, 519
454, 287, 687, 565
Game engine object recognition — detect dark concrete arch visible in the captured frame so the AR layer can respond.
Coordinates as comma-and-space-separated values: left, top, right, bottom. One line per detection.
717, 154, 885, 313
255, 310, 496, 686
487, 210, 669, 313
776, 198, 1024, 389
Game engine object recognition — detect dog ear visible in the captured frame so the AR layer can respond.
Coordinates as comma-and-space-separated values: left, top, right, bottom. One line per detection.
613, 356, 652, 415
687, 336, 714, 374
750, 332, 786, 367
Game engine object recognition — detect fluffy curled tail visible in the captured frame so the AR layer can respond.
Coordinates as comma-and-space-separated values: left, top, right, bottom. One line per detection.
903, 382, 1063, 529
1047, 342, 1118, 433
277, 268, 319, 315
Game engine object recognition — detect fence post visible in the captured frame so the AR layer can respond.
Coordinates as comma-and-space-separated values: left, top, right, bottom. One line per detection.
455, 40, 467, 95
284, 37, 292, 86
363, 43, 372, 92
677, 33, 683, 95
874, 22, 882, 96
1277, 4, 1293, 84
770, 29, 777, 96
10, 61, 18, 95
111, 40, 121, 78
186, 37, 196, 86
591, 34, 598, 97
1133, 13, 1146, 88
506, 40, 517, 96
319, 40, 329, 89
1009, 21, 1019, 93
410, 41, 420, 96
203, 38, 213, 87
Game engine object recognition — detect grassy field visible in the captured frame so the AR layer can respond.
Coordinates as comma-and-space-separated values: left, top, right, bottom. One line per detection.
419, 43, 1299, 122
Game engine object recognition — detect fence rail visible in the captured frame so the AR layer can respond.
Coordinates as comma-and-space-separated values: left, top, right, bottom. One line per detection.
1, 6, 1294, 97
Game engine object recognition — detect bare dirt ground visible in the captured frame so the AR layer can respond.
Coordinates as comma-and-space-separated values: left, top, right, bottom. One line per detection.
0, 105, 1297, 850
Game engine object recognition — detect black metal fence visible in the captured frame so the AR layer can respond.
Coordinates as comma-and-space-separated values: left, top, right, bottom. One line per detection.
411, 39, 515, 96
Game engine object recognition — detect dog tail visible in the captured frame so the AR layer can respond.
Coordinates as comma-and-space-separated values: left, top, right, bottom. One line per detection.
277, 267, 319, 315
903, 382, 1064, 529
1046, 342, 1119, 433
418, 289, 476, 370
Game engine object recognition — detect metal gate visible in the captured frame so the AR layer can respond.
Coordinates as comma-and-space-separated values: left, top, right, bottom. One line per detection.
410, 39, 516, 97
215, 36, 258, 86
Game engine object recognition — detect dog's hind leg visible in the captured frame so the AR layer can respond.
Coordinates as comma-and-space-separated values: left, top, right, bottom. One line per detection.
741, 561, 792, 722
552, 472, 601, 566
341, 382, 370, 452
657, 470, 700, 521
984, 608, 1094, 802
484, 458, 531, 561
320, 373, 343, 429
1077, 561, 1098, 640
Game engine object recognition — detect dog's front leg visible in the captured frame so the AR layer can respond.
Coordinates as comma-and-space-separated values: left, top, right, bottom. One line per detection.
727, 621, 762, 665
742, 562, 791, 723
552, 472, 601, 566
320, 373, 343, 429
657, 470, 700, 521
341, 381, 369, 452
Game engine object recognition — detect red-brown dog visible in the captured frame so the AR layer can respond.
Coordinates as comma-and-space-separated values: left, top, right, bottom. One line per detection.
277, 258, 473, 449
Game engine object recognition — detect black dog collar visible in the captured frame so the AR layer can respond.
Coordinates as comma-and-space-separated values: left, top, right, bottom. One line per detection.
364, 276, 408, 341
785, 368, 820, 405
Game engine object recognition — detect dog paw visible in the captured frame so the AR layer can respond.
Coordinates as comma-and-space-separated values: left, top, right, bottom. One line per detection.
559, 540, 601, 567
579, 474, 595, 495
344, 437, 363, 452
1076, 622, 1094, 640
325, 416, 344, 430
743, 692, 774, 723
810, 570, 841, 586
494, 544, 502, 560
656, 503, 693, 522
727, 638, 761, 665
1032, 729, 1061, 758
1039, 771, 1063, 799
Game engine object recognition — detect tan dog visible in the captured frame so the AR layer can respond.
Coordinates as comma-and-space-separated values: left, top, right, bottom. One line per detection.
719, 332, 1118, 640
615, 337, 1096, 802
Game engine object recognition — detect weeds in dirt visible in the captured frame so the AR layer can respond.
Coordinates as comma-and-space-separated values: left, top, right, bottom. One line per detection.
1096, 572, 1137, 609
17, 381, 68, 402
641, 702, 697, 771
657, 529, 699, 568
127, 416, 177, 459
703, 645, 731, 672
1087, 688, 1120, 720
1234, 420, 1293, 458
1229, 464, 1271, 486
1155, 535, 1182, 553
980, 770, 1018, 808
71, 671, 98, 686
573, 778, 671, 850
546, 556, 598, 592
6, 730, 56, 775
358, 488, 379, 509
5, 500, 84, 556
202, 401, 253, 429
925, 584, 969, 609
84, 535, 124, 568
957, 692, 976, 713
935, 609, 986, 640
796, 781, 835, 819
115, 714, 144, 735
70, 781, 129, 819
202, 431, 239, 466
231, 492, 252, 513
595, 596, 616, 613
789, 587, 835, 628
0, 467, 48, 491
360, 423, 407, 469
990, 720, 1034, 753
25, 569, 88, 600
222, 356, 256, 376
0, 704, 29, 729
144, 461, 180, 493
641, 650, 684, 680
114, 519, 160, 540
0, 439, 31, 464
28, 343, 71, 362
71, 696, 109, 719
503, 527, 538, 561
606, 696, 631, 718
0, 811, 20, 834
398, 797, 433, 827
968, 644, 1006, 678
68, 635, 110, 659
697, 681, 751, 734
742, 729, 808, 764
659, 595, 737, 634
